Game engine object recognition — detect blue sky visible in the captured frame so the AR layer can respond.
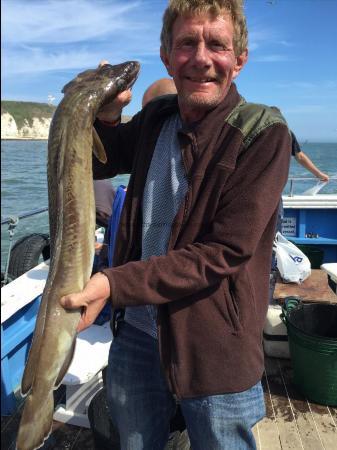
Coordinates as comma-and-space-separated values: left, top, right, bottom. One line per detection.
2, 0, 337, 142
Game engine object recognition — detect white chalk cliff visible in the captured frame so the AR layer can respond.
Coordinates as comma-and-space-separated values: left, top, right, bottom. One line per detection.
1, 112, 51, 140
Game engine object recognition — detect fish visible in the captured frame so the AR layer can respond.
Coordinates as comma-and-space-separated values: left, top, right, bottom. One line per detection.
16, 61, 140, 450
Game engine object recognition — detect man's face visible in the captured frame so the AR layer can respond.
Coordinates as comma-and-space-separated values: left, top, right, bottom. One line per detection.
161, 12, 247, 123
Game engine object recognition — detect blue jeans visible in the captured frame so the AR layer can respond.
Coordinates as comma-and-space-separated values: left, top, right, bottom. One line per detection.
106, 322, 265, 450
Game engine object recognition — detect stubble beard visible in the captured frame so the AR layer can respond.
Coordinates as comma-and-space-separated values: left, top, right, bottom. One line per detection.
178, 84, 227, 115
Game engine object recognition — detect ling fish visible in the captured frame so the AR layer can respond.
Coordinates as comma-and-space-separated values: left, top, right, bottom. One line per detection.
16, 61, 140, 450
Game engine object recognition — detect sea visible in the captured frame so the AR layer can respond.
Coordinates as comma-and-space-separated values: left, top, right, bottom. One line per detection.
1, 139, 337, 272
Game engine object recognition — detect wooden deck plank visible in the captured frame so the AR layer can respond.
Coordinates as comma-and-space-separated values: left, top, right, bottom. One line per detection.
0, 385, 95, 450
256, 376, 283, 450
277, 358, 325, 450
71, 426, 96, 450
263, 357, 337, 450
264, 358, 304, 450
39, 420, 88, 450
329, 406, 337, 422
277, 358, 337, 450
1, 414, 16, 435
1, 416, 10, 430
0, 413, 20, 450
2, 360, 336, 450
307, 403, 337, 450
252, 424, 260, 449
254, 417, 282, 450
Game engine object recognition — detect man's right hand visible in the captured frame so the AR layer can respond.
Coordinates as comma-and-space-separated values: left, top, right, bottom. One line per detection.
317, 171, 329, 182
60, 272, 111, 332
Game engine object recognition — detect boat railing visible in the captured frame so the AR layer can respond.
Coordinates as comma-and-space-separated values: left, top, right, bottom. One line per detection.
1, 207, 48, 286
286, 176, 337, 197
1, 207, 49, 226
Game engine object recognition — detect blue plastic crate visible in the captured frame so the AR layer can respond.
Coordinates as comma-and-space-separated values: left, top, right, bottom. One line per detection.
1, 295, 41, 415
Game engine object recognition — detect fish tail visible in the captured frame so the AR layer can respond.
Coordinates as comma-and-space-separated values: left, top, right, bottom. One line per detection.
16, 391, 54, 450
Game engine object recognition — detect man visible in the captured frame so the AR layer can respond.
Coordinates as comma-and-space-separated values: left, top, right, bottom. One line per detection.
291, 131, 329, 181
61, 1, 291, 448
142, 78, 177, 108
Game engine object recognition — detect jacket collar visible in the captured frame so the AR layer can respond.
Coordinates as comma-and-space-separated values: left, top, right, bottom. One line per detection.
146, 84, 244, 175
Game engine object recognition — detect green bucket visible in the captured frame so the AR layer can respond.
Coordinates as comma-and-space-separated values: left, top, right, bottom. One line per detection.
282, 297, 337, 406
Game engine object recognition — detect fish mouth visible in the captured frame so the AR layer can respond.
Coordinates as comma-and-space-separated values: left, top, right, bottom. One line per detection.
101, 61, 140, 92
124, 61, 141, 89
123, 61, 140, 92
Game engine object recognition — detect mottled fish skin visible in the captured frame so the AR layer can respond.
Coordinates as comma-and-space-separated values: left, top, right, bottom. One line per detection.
16, 61, 140, 450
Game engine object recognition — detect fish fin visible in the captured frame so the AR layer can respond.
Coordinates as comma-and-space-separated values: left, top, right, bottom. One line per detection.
54, 337, 77, 388
17, 390, 54, 450
21, 292, 49, 396
93, 127, 107, 164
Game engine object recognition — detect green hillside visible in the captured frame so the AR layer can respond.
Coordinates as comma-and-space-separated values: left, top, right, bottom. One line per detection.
1, 100, 56, 129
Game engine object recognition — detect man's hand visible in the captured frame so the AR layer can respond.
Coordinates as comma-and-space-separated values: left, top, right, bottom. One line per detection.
60, 272, 111, 332
96, 59, 132, 124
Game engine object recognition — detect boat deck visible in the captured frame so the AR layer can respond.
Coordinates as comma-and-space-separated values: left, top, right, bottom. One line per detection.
253, 357, 336, 450
1, 357, 336, 450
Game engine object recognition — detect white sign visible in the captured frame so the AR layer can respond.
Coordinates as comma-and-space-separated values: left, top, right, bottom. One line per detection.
281, 217, 296, 237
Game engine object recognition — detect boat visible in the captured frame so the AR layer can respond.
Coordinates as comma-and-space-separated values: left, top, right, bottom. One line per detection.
280, 176, 337, 264
1, 177, 337, 449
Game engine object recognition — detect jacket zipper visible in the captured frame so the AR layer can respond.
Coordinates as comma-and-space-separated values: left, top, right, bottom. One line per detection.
181, 134, 196, 225
166, 132, 194, 396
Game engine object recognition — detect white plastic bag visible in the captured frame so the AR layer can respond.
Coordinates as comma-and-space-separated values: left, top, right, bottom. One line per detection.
273, 232, 311, 284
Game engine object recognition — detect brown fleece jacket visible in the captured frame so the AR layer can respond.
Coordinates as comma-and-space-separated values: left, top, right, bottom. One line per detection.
93, 83, 291, 398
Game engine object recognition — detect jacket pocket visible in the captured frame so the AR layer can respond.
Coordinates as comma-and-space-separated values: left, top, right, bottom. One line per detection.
228, 270, 257, 329
225, 277, 242, 334
211, 278, 242, 335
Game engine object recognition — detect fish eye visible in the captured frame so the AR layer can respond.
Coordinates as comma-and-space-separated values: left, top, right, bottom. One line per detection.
100, 64, 113, 74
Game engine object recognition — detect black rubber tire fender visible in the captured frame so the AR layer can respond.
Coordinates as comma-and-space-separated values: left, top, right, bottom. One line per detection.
7, 233, 50, 280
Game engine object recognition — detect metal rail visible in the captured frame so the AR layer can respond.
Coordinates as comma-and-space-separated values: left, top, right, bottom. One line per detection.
287, 177, 337, 197
1, 207, 48, 225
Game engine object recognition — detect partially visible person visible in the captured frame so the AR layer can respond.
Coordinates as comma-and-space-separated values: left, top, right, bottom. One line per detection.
269, 110, 329, 243
93, 179, 115, 272
274, 128, 329, 237
291, 131, 329, 181
270, 107, 329, 182
61, 1, 291, 448
142, 77, 177, 108
94, 179, 116, 229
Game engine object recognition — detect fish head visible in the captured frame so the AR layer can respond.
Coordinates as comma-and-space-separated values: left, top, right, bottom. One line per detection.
98, 61, 140, 106
61, 61, 140, 105
100, 61, 140, 92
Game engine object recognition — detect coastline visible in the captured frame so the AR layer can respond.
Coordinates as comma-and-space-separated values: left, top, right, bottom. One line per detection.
1, 137, 48, 141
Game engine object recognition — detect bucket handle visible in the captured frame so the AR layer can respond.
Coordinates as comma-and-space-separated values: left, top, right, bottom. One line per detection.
281, 296, 301, 324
